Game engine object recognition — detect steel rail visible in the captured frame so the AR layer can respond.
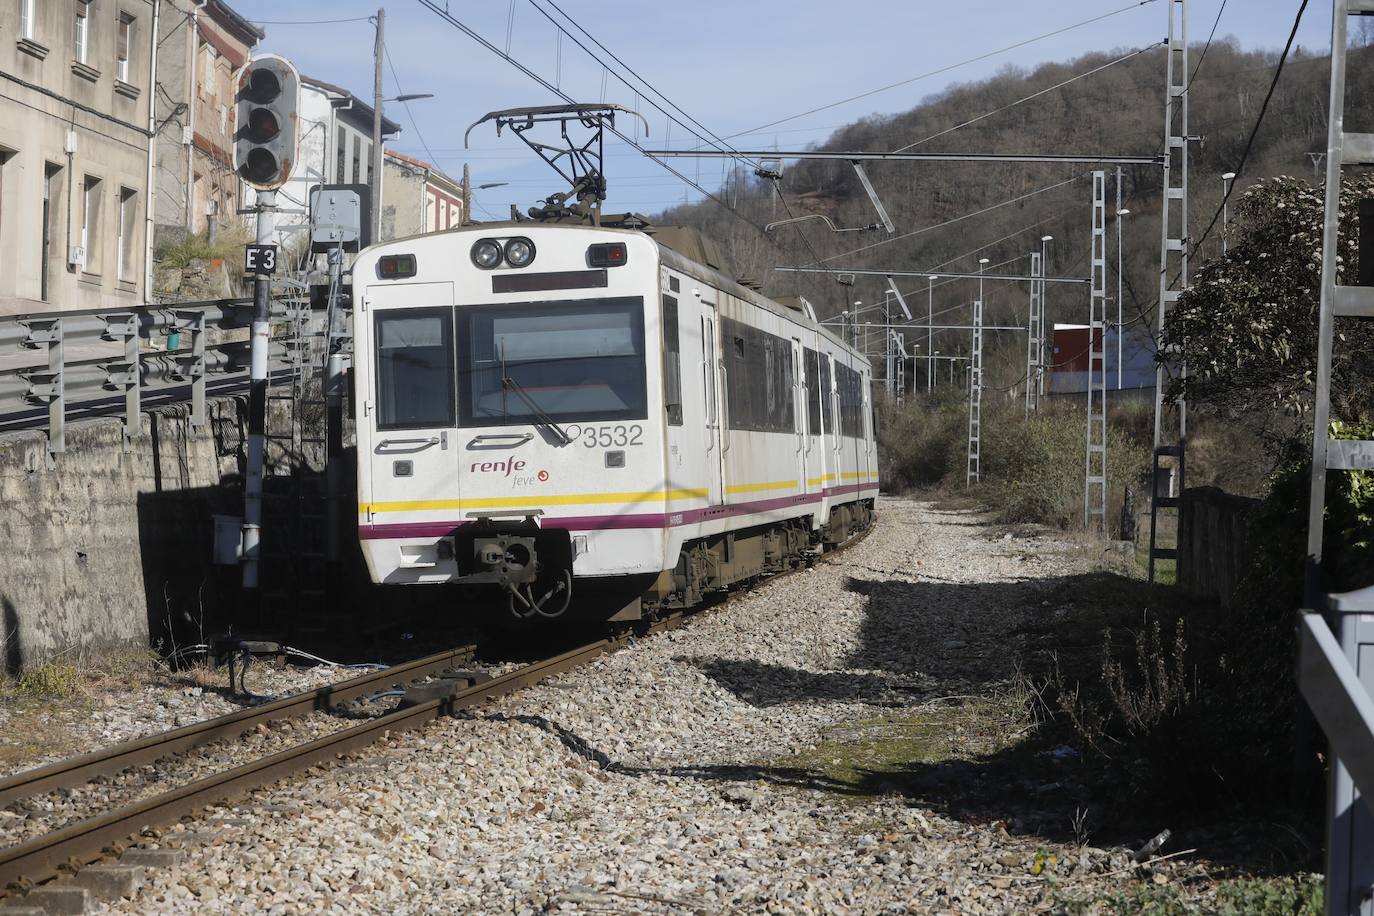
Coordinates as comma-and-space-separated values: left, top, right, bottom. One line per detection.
0, 638, 624, 890
0, 522, 873, 893
0, 645, 477, 808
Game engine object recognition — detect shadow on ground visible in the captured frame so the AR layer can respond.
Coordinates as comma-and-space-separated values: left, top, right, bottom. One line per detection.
682, 558, 1322, 876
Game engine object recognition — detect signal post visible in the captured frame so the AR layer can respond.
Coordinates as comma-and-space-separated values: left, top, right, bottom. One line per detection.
232, 54, 299, 590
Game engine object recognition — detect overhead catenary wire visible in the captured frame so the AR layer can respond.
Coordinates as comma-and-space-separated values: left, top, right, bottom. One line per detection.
1185, 0, 1309, 261
894, 41, 1167, 153
809, 174, 1085, 266
720, 0, 1161, 142
413, 0, 768, 234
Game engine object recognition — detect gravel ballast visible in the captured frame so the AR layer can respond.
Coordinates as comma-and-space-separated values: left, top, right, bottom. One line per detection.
82, 497, 1179, 913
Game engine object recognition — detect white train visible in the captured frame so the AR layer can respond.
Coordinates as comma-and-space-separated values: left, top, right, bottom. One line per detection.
351, 221, 877, 620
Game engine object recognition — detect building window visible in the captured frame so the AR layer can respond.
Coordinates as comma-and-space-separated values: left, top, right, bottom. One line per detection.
116, 13, 134, 83
74, 1, 90, 65
335, 129, 346, 184
20, 0, 35, 39
351, 135, 361, 184
117, 188, 136, 283
42, 163, 62, 301
81, 175, 102, 275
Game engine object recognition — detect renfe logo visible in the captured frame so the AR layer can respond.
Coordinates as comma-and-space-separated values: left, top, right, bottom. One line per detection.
471, 458, 526, 477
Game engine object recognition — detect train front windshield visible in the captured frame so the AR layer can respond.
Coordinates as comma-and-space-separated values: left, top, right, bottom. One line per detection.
457, 296, 648, 426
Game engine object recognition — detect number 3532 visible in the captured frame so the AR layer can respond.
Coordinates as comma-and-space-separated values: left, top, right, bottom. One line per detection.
563, 424, 644, 447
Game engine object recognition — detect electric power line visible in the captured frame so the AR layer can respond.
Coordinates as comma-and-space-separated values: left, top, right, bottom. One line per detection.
812, 174, 1086, 266
721, 0, 1161, 142
894, 41, 1167, 153
1187, 0, 1309, 260
413, 0, 767, 233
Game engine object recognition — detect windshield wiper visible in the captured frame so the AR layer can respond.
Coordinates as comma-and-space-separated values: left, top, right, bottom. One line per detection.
501, 375, 572, 445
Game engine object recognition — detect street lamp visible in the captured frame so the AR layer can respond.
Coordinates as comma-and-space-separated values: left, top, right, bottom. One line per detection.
477, 181, 509, 190
1116, 209, 1130, 389
1221, 171, 1237, 256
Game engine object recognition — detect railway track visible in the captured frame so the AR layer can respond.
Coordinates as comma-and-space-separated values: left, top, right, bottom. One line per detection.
0, 524, 871, 899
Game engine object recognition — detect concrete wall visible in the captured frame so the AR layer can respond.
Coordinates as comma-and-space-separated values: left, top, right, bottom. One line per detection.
0, 0, 155, 315
0, 401, 244, 672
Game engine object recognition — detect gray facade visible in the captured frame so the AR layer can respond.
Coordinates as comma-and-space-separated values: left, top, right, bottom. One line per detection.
0, 0, 157, 314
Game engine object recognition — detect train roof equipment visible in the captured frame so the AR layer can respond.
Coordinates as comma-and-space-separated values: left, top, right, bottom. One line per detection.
464, 103, 650, 226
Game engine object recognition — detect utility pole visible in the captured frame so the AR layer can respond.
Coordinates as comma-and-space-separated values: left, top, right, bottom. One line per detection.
1039, 235, 1053, 398
371, 7, 385, 243
967, 259, 988, 487
1025, 251, 1042, 417
1086, 170, 1108, 532
1116, 166, 1126, 390
1149, 0, 1189, 583
1293, 8, 1374, 915
927, 275, 936, 392
1221, 170, 1236, 256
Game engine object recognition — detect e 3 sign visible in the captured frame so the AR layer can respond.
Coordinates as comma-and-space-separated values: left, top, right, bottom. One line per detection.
233, 55, 299, 191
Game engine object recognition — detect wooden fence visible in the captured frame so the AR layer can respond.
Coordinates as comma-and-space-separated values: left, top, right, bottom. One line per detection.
1178, 486, 1260, 609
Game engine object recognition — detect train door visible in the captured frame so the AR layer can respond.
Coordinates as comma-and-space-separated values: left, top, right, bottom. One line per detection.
700, 297, 724, 505
792, 337, 810, 495
822, 352, 841, 490
359, 283, 460, 534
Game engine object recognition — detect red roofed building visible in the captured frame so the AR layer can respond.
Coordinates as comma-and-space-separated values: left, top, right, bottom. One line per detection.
383, 149, 468, 239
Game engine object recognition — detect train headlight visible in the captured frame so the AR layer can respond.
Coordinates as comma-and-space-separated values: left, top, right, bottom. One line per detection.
504, 237, 536, 268
471, 239, 503, 269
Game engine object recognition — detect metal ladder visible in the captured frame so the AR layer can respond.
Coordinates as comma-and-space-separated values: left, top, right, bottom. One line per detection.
1296, 5, 1374, 913
259, 286, 332, 639
966, 297, 983, 485
1024, 251, 1043, 417
1149, 0, 1189, 582
1085, 171, 1109, 531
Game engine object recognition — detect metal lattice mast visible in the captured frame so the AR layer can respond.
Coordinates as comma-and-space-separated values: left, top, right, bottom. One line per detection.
1294, 11, 1374, 914
1086, 171, 1109, 531
1025, 251, 1043, 417
966, 296, 984, 486
1149, 0, 1189, 581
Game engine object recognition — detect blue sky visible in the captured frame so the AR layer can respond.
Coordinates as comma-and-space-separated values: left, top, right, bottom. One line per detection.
228, 0, 1331, 219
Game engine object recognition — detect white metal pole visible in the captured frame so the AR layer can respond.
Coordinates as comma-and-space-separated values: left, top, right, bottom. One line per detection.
241, 188, 276, 589
927, 276, 935, 391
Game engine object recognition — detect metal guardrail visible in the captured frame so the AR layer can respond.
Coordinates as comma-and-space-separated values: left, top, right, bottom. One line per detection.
1299, 588, 1374, 915
0, 298, 301, 462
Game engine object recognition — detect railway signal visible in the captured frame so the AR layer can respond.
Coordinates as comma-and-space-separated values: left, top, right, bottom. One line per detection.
233, 54, 299, 191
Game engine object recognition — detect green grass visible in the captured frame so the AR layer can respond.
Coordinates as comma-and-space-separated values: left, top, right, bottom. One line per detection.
1053, 873, 1322, 915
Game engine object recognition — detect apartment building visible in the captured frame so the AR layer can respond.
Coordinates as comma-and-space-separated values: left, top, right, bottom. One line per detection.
0, 0, 157, 314
382, 149, 467, 240
153, 0, 262, 243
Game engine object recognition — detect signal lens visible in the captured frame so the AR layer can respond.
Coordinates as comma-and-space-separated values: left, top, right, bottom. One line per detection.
246, 107, 279, 142
587, 242, 627, 267
504, 237, 536, 268
378, 254, 417, 279
471, 239, 503, 269
241, 148, 278, 184
246, 68, 282, 103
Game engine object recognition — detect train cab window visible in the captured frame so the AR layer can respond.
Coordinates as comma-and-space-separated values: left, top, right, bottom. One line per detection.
457, 297, 647, 426
662, 295, 683, 426
374, 309, 455, 430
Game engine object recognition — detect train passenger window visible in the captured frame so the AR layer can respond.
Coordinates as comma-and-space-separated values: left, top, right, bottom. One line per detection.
721, 317, 794, 434
662, 295, 683, 426
837, 363, 864, 438
374, 309, 455, 430
456, 297, 647, 426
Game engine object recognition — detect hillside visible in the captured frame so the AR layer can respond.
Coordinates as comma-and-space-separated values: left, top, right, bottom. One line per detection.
642, 38, 1374, 387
